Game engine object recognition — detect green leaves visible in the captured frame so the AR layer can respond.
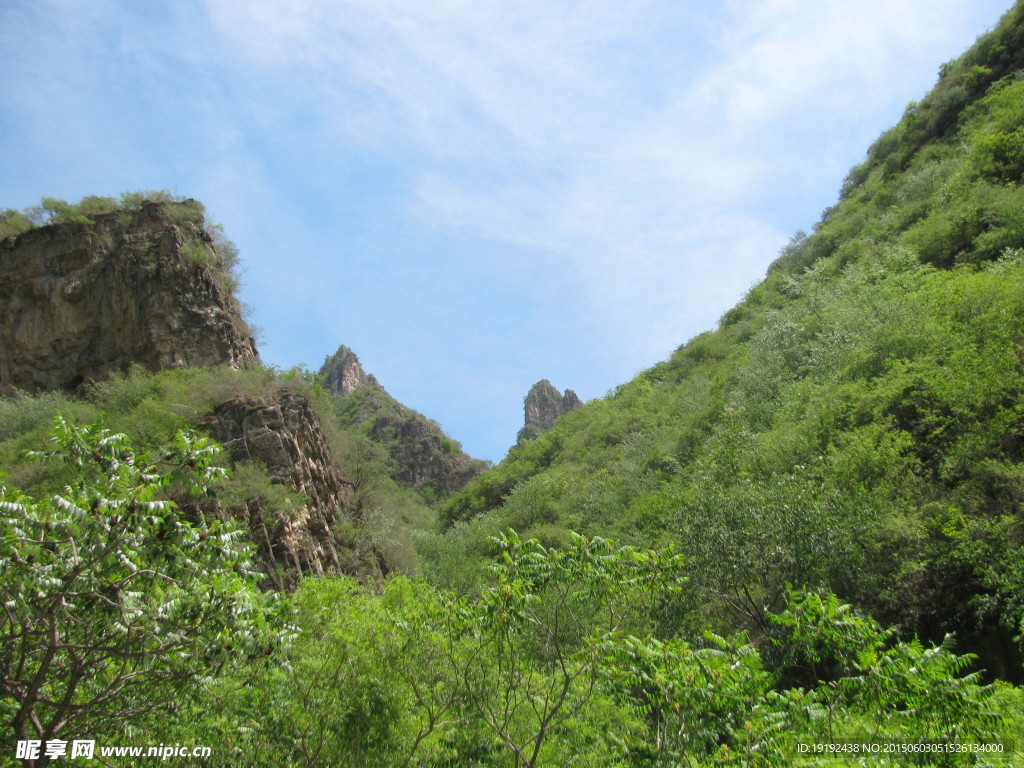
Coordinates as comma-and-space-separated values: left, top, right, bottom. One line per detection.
149, 539, 1015, 767
444, 531, 686, 767
609, 632, 791, 765
763, 591, 1000, 762
0, 416, 283, 748
605, 590, 1002, 766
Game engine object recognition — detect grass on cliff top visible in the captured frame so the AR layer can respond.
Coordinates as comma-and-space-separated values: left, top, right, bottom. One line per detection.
1, 190, 244, 297
0, 191, 202, 238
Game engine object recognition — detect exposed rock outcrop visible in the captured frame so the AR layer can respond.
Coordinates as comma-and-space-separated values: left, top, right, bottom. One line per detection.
320, 344, 488, 497
205, 389, 382, 587
368, 415, 489, 496
0, 201, 259, 394
517, 380, 582, 443
0, 199, 392, 586
320, 344, 379, 396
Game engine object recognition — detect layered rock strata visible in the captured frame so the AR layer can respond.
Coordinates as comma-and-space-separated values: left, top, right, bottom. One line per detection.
205, 389, 381, 587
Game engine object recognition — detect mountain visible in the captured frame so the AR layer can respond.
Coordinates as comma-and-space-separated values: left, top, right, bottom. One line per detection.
4, 8, 1024, 760
320, 344, 489, 500
439, 3, 1024, 679
204, 389, 385, 587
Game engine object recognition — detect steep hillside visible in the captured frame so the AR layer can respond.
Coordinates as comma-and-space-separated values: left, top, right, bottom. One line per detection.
320, 344, 488, 500
439, 3, 1024, 678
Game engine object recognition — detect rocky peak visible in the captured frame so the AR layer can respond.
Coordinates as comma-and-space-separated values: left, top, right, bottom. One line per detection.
0, 200, 259, 394
517, 380, 582, 444
320, 343, 488, 497
319, 344, 379, 397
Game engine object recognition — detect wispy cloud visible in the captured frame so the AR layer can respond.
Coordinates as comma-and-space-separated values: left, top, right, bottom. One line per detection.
202, 0, 999, 363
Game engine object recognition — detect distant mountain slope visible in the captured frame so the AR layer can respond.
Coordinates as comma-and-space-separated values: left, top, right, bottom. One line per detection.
439, 1, 1024, 679
320, 345, 488, 500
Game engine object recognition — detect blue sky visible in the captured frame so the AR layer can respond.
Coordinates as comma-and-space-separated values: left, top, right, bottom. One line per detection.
0, 0, 1013, 463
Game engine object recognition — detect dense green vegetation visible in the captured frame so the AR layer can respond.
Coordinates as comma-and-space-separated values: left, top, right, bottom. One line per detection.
439, 1, 1024, 685
4, 2, 1024, 764
0, 364, 434, 578
0, 418, 285, 763
3, 431, 1022, 765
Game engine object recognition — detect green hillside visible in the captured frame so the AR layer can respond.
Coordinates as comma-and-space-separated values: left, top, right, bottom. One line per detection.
438, 1, 1024, 680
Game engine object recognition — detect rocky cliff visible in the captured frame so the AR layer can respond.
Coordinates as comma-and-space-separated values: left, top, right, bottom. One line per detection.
0, 201, 259, 394
517, 380, 582, 443
205, 389, 383, 587
0, 197, 383, 584
320, 345, 488, 498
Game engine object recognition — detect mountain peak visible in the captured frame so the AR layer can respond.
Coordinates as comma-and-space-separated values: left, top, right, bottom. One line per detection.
517, 380, 582, 444
319, 344, 380, 397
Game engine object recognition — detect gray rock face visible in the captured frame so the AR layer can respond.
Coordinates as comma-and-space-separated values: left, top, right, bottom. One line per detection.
517, 380, 582, 443
368, 412, 489, 496
0, 202, 259, 394
320, 344, 488, 497
205, 389, 382, 586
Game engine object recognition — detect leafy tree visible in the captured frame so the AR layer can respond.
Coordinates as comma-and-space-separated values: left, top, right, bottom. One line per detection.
0, 210, 34, 239
608, 590, 1002, 767
442, 531, 685, 768
609, 632, 796, 766
0, 416, 283, 762
198, 575, 474, 768
767, 590, 1000, 763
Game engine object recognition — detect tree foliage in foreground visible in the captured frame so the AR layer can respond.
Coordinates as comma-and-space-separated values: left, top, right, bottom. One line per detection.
0, 418, 1016, 766
167, 538, 1015, 768
0, 416, 284, 763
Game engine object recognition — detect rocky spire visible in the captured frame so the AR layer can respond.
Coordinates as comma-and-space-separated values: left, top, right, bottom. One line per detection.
319, 345, 379, 397
517, 380, 582, 444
